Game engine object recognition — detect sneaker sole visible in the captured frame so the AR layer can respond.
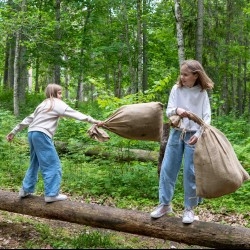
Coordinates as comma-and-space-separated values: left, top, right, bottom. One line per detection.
19, 194, 32, 198
150, 213, 166, 219
150, 209, 173, 219
182, 219, 194, 224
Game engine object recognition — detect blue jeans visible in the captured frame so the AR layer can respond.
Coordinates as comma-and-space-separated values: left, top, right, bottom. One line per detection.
22, 131, 62, 197
159, 128, 200, 209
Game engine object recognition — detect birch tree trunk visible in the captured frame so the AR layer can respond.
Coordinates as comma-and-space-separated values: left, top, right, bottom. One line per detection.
76, 4, 92, 107
123, 3, 136, 95
174, 0, 185, 65
142, 0, 148, 92
137, 0, 143, 92
54, 0, 61, 85
195, 0, 204, 63
13, 31, 20, 116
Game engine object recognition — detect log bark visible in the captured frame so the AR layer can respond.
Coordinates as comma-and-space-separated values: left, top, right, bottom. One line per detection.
0, 190, 249, 249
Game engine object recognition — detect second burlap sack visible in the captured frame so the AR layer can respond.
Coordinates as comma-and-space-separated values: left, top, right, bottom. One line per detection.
187, 112, 250, 198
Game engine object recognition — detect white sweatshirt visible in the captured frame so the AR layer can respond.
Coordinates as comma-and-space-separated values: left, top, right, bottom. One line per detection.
166, 84, 211, 137
10, 98, 98, 138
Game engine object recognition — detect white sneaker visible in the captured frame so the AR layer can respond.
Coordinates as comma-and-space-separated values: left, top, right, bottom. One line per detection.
150, 204, 173, 218
19, 187, 32, 198
45, 194, 67, 203
182, 208, 195, 224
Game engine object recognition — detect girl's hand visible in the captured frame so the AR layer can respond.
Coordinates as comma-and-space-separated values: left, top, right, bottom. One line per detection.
96, 121, 104, 127
176, 108, 189, 118
188, 135, 198, 145
6, 133, 15, 142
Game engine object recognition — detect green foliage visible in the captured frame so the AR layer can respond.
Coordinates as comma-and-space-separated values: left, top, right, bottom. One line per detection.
96, 73, 175, 115
212, 114, 250, 167
212, 114, 250, 143
0, 89, 14, 110
62, 158, 159, 206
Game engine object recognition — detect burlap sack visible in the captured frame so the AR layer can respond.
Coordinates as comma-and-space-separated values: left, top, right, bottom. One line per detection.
169, 115, 182, 128
87, 125, 110, 142
187, 112, 250, 198
88, 102, 163, 142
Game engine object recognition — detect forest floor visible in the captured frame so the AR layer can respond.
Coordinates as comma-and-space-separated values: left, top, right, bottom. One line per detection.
0, 198, 249, 249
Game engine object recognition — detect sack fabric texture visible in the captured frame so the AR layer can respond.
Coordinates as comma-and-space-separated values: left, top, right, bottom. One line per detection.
88, 102, 163, 142
185, 112, 250, 198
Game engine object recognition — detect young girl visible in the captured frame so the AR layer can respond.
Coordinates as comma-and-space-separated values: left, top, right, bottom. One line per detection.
150, 60, 214, 223
6, 83, 103, 203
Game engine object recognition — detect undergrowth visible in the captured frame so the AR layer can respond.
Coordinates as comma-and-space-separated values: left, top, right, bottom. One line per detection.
0, 92, 249, 248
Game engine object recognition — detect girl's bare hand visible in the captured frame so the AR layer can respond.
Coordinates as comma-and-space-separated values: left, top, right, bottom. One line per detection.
6, 133, 14, 142
176, 108, 188, 118
188, 135, 198, 145
96, 121, 104, 127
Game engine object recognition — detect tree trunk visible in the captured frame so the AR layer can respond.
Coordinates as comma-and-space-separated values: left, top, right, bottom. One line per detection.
174, 0, 185, 65
142, 0, 148, 92
137, 0, 143, 92
54, 0, 61, 85
76, 4, 92, 107
13, 30, 20, 116
0, 190, 249, 249
195, 0, 203, 63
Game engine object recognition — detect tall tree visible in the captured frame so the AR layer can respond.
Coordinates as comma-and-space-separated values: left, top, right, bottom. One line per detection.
174, 0, 185, 64
142, 0, 148, 92
136, 0, 143, 93
195, 0, 203, 63
54, 0, 61, 85
13, 0, 27, 116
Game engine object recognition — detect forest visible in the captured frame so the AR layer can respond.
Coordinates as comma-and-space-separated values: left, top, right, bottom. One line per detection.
0, 0, 250, 249
0, 0, 249, 117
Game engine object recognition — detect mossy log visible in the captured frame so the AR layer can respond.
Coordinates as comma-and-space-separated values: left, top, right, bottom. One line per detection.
0, 190, 249, 249
55, 141, 159, 162
54, 123, 171, 164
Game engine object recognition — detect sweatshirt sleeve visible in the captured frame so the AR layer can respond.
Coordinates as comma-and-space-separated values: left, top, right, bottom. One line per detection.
202, 93, 212, 125
10, 113, 35, 135
63, 106, 98, 124
193, 92, 211, 138
166, 85, 178, 117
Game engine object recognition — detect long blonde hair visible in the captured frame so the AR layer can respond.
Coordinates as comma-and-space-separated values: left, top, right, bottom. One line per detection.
45, 83, 62, 111
177, 60, 214, 90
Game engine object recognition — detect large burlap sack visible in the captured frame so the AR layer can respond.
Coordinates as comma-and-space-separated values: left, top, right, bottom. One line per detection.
186, 112, 250, 198
88, 102, 163, 142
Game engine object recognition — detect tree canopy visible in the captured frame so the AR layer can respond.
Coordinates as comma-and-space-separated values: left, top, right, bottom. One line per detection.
0, 0, 249, 118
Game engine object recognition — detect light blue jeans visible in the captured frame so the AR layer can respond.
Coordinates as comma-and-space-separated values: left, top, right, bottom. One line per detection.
159, 128, 201, 209
22, 131, 62, 197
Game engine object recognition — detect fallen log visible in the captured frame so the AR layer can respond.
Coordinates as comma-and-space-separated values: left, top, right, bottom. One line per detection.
0, 190, 249, 249
55, 122, 171, 164
55, 141, 159, 162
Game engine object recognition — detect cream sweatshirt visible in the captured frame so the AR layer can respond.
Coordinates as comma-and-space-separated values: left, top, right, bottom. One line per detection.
166, 84, 211, 137
10, 98, 98, 138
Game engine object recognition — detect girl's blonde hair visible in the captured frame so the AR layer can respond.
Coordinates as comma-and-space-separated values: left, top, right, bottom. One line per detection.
45, 83, 62, 98
45, 83, 62, 111
177, 59, 214, 90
